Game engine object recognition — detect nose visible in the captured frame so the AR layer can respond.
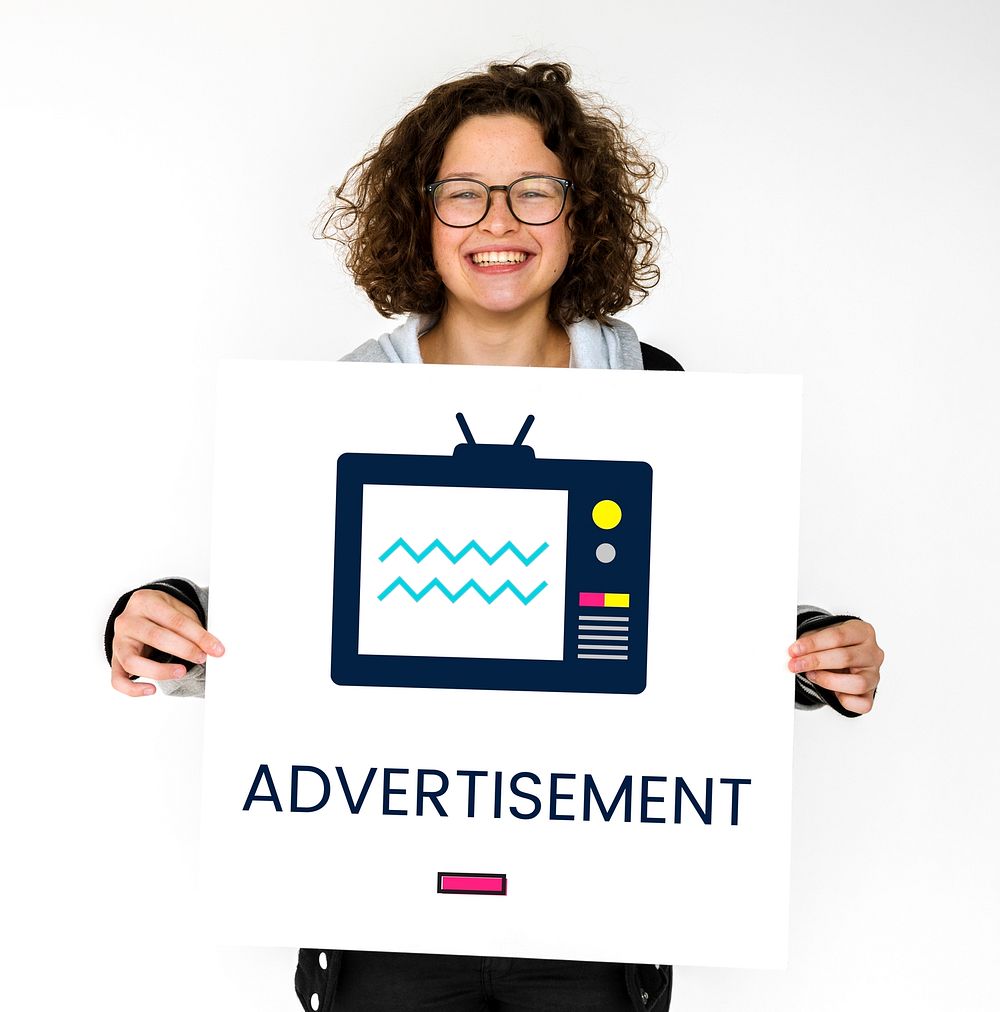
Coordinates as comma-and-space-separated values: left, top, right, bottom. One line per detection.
479, 189, 519, 234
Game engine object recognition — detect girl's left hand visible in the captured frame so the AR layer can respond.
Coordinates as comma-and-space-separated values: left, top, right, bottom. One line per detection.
788, 619, 883, 715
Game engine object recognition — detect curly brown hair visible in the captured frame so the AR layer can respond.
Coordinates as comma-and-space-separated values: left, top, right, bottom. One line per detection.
316, 60, 662, 326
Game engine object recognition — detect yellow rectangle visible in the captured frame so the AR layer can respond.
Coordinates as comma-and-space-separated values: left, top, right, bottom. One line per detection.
604, 593, 630, 608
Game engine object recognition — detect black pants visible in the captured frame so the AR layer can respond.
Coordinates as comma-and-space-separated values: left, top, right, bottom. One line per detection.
299, 950, 672, 1011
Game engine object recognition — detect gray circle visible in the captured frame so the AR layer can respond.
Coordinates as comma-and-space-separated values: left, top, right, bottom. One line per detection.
595, 542, 616, 564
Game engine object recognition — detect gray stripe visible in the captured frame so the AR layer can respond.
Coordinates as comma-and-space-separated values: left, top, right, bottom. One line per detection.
578, 634, 628, 641
578, 624, 631, 632
577, 653, 628, 661
576, 642, 628, 650
578, 614, 629, 622
795, 674, 824, 700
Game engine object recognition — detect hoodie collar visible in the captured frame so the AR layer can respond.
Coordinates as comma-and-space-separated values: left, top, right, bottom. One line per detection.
376, 313, 642, 370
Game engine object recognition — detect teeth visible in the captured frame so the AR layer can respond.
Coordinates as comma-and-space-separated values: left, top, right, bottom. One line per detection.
471, 251, 528, 265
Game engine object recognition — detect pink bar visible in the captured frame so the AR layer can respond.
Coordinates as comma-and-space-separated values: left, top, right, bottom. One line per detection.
441, 876, 505, 893
579, 592, 604, 607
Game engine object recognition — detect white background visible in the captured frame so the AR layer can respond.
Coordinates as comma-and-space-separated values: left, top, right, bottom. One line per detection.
2, 0, 997, 1009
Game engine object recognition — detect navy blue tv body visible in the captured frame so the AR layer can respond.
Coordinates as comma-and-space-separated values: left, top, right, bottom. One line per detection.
331, 430, 653, 695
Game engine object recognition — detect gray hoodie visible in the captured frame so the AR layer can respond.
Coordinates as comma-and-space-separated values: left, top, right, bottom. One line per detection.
342, 312, 646, 369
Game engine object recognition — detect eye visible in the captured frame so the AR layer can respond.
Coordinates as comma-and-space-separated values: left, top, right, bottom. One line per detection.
512, 178, 562, 200
436, 181, 486, 203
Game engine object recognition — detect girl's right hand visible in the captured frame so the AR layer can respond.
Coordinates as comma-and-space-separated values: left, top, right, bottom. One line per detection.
110, 589, 225, 697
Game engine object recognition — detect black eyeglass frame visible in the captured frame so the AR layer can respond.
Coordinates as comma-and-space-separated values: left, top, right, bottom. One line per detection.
425, 175, 574, 227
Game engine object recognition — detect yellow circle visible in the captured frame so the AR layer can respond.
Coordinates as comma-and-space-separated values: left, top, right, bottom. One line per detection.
592, 499, 622, 530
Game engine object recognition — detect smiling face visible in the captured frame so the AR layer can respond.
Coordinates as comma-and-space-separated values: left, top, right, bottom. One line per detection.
429, 114, 573, 322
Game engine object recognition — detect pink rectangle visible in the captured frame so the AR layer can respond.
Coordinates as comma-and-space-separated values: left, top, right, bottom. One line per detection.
440, 875, 505, 893
579, 592, 604, 607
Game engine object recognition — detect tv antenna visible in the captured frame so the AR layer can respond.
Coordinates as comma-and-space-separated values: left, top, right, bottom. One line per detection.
455, 413, 535, 447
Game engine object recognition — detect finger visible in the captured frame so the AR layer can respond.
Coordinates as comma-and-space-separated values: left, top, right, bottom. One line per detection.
120, 598, 224, 658
790, 620, 873, 657
111, 654, 156, 697
789, 644, 878, 673
801, 668, 880, 696
115, 641, 189, 682
128, 616, 209, 666
834, 690, 876, 715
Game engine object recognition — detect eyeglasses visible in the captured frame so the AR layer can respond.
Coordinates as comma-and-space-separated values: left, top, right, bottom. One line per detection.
425, 175, 573, 227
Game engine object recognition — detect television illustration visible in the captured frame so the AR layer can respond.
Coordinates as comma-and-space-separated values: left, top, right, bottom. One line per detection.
331, 414, 653, 694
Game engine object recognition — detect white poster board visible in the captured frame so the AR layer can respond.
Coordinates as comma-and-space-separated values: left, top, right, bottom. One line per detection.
199, 361, 802, 969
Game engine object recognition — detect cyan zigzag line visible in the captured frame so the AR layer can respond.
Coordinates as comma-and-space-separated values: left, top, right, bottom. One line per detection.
377, 577, 548, 605
378, 537, 549, 566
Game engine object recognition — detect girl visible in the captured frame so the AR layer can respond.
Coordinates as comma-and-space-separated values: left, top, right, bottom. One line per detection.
105, 60, 882, 1012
